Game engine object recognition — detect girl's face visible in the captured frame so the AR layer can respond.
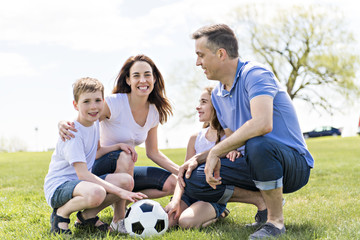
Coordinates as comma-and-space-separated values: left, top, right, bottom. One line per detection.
126, 61, 155, 97
196, 91, 213, 123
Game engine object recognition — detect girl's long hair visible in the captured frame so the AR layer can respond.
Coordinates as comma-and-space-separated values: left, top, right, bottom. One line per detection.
112, 54, 172, 124
202, 86, 224, 144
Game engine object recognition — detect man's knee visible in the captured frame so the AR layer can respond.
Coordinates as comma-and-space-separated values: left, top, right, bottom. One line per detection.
246, 137, 275, 165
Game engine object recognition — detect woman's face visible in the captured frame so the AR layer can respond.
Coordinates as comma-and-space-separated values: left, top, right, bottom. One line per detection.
126, 61, 155, 97
196, 91, 213, 123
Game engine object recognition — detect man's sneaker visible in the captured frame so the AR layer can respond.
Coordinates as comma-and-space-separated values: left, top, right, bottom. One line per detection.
110, 219, 127, 234
245, 209, 267, 228
246, 198, 286, 228
249, 222, 286, 239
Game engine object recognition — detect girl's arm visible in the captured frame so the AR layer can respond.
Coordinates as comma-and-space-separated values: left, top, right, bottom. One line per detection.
145, 126, 179, 175
58, 101, 111, 141
73, 162, 146, 202
165, 133, 198, 220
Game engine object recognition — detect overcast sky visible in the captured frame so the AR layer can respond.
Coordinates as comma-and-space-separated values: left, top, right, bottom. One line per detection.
1, 0, 359, 151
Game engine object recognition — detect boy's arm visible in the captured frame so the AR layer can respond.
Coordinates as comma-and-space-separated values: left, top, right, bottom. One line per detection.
96, 141, 137, 162
73, 162, 146, 202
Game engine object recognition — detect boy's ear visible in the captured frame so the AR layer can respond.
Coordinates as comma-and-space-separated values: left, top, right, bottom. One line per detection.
73, 100, 79, 111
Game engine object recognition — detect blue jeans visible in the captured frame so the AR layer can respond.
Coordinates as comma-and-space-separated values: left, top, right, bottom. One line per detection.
92, 150, 172, 192
181, 192, 226, 218
246, 136, 311, 193
184, 136, 311, 204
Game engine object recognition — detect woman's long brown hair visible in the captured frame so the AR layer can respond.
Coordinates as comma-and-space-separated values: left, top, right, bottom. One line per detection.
112, 54, 172, 124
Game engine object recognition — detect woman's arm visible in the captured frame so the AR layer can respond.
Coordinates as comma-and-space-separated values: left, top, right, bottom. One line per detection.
96, 141, 137, 161
145, 126, 179, 175
58, 101, 111, 141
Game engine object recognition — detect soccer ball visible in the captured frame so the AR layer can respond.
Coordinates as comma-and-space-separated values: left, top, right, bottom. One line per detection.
124, 199, 169, 237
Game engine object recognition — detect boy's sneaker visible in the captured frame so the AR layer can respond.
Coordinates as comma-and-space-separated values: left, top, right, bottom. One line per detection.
249, 222, 285, 239
110, 219, 127, 234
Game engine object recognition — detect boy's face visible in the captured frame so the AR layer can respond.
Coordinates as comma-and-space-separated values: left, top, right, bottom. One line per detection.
73, 90, 104, 127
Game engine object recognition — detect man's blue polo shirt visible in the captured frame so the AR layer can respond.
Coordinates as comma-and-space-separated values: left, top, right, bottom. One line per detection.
211, 59, 314, 168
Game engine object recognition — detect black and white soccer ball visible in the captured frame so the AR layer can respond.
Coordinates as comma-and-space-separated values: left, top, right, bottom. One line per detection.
124, 199, 169, 237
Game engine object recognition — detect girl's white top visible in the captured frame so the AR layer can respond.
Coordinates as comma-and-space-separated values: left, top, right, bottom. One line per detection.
195, 127, 217, 154
100, 93, 159, 147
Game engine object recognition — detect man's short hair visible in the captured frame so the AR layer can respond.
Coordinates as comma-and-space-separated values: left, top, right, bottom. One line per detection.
192, 24, 239, 59
73, 77, 104, 102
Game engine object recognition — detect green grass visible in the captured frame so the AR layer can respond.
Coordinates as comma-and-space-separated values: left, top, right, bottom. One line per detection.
0, 137, 359, 239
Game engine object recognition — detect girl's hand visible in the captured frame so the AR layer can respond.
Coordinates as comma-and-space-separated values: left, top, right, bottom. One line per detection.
226, 150, 242, 162
58, 121, 77, 141
118, 143, 138, 162
165, 199, 181, 221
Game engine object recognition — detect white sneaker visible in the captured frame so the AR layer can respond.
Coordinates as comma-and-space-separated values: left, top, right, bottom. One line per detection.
110, 219, 127, 234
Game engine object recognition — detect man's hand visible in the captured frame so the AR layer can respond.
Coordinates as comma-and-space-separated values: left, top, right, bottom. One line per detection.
204, 152, 222, 189
177, 158, 198, 189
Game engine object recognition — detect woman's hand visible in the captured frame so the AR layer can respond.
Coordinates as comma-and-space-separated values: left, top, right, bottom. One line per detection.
58, 120, 77, 141
118, 143, 138, 162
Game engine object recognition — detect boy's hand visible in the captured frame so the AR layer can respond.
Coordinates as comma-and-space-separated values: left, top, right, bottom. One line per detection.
226, 150, 242, 162
118, 143, 138, 162
58, 120, 77, 141
118, 189, 147, 202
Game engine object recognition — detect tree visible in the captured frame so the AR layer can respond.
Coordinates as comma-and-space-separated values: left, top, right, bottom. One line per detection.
232, 4, 360, 113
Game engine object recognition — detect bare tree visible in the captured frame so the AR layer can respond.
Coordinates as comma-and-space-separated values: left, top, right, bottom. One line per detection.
232, 4, 360, 113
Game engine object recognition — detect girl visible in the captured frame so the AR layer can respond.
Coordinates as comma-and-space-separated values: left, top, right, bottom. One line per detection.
58, 54, 179, 232
165, 87, 240, 228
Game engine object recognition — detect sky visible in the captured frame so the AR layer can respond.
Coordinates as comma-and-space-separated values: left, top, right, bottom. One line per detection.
0, 0, 359, 152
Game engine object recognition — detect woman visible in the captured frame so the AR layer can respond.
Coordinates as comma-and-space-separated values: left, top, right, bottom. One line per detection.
59, 54, 179, 232
165, 87, 240, 229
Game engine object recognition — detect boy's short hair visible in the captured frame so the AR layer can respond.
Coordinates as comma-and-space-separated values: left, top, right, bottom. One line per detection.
73, 77, 104, 102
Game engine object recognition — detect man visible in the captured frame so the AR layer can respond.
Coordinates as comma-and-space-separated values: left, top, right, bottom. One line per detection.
178, 24, 314, 239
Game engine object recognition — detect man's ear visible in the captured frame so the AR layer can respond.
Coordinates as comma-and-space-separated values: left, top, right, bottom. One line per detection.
217, 48, 227, 60
73, 100, 79, 111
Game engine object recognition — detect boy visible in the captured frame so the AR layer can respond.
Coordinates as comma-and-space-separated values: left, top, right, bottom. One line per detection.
44, 77, 146, 234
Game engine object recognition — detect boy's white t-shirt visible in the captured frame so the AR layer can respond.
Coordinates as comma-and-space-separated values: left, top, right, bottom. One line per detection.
100, 93, 159, 147
44, 120, 100, 207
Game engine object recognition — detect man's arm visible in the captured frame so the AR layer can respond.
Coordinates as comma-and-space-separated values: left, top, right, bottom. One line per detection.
205, 95, 274, 189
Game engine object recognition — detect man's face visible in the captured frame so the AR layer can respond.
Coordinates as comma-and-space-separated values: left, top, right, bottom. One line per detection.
195, 37, 220, 80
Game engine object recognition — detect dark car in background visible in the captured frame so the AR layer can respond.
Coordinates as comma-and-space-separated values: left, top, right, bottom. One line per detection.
303, 126, 342, 139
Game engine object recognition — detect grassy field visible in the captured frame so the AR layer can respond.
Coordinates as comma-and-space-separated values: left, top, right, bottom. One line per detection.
0, 136, 359, 239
